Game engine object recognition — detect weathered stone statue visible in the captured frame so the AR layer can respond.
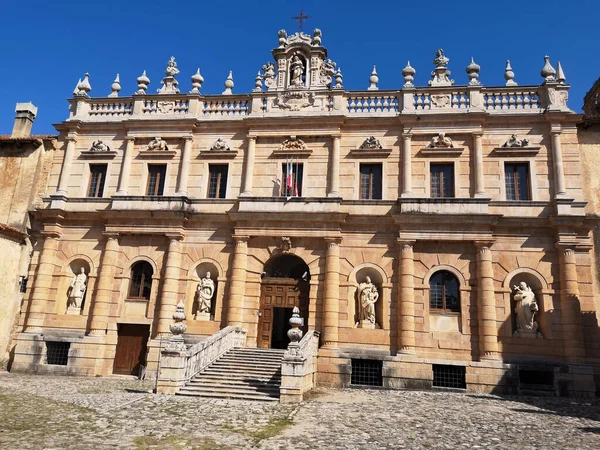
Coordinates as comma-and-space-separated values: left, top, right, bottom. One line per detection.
513, 282, 541, 338
90, 140, 109, 152
503, 134, 530, 148
358, 276, 379, 326
429, 132, 454, 148
196, 272, 215, 315
262, 62, 276, 89
290, 54, 305, 87
360, 136, 383, 150
68, 267, 87, 310
147, 137, 168, 151
210, 138, 230, 152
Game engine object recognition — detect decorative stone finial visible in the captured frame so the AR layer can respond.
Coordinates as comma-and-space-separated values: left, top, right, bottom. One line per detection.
73, 79, 81, 96
541, 56, 556, 83
429, 49, 454, 87
222, 71, 234, 95
108, 74, 121, 97
190, 68, 204, 94
166, 301, 187, 352
158, 56, 180, 94
312, 28, 322, 46
278, 29, 288, 47
287, 306, 304, 344
333, 67, 343, 89
504, 60, 517, 86
75, 73, 92, 97
466, 57, 481, 86
402, 61, 416, 88
556, 61, 566, 84
253, 71, 263, 92
368, 66, 379, 91
135, 70, 150, 95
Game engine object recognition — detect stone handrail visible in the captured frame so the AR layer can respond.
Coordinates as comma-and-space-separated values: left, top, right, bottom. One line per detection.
346, 91, 399, 115
482, 87, 541, 111
279, 330, 320, 403
156, 326, 247, 394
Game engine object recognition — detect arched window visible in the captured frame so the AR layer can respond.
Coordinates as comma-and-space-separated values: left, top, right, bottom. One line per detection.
128, 261, 153, 300
429, 270, 460, 313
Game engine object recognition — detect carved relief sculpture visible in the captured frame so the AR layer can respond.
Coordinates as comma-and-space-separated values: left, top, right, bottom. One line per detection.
279, 237, 292, 253
280, 136, 307, 151
67, 268, 87, 311
90, 140, 109, 152
503, 134, 530, 148
359, 136, 383, 150
428, 133, 454, 148
319, 59, 336, 87
290, 53, 305, 87
147, 137, 168, 151
513, 282, 542, 338
158, 56, 180, 94
262, 62, 276, 89
357, 276, 379, 327
273, 91, 315, 111
196, 272, 215, 316
210, 138, 230, 152
429, 49, 454, 87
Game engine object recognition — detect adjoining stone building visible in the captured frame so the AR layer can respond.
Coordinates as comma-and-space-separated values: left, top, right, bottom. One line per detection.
10, 28, 600, 397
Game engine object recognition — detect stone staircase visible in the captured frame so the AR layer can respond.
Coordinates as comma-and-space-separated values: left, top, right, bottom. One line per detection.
176, 348, 285, 401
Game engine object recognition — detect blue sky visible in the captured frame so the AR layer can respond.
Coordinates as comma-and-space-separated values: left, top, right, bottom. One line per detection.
1, 0, 598, 134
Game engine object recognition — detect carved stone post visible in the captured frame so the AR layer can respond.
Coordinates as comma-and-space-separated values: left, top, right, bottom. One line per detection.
157, 233, 185, 336
116, 137, 135, 195
557, 244, 585, 362
322, 237, 341, 347
397, 240, 415, 353
24, 230, 61, 332
89, 232, 120, 336
551, 130, 567, 198
327, 135, 341, 197
473, 132, 486, 198
227, 235, 249, 327
240, 136, 256, 197
475, 242, 499, 359
400, 133, 412, 197
176, 136, 193, 196
55, 137, 76, 196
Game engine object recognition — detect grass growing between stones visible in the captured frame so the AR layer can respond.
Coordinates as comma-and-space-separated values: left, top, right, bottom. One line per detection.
132, 434, 231, 450
219, 414, 294, 445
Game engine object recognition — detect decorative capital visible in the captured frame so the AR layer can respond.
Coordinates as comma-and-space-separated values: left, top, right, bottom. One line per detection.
324, 237, 342, 248
233, 235, 250, 247
397, 239, 415, 252
165, 232, 185, 243
40, 230, 62, 240
102, 231, 119, 241
474, 241, 494, 253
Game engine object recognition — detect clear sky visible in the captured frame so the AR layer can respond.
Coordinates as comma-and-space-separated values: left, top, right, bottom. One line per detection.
1, 0, 598, 135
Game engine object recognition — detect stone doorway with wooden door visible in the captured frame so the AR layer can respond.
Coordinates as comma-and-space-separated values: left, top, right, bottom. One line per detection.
258, 254, 310, 349
113, 324, 150, 376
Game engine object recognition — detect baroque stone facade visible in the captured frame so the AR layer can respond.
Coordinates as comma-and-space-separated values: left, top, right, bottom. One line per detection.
8, 29, 600, 397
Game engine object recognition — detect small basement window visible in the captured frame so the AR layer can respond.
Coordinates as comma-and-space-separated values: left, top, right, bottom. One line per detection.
432, 364, 466, 389
46, 342, 70, 366
519, 369, 554, 386
351, 359, 383, 387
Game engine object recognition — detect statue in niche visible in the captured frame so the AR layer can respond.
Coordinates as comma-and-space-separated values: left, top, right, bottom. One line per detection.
513, 282, 542, 338
290, 54, 305, 87
428, 132, 454, 148
358, 276, 379, 325
90, 140, 109, 152
147, 137, 168, 151
196, 272, 215, 314
503, 134, 530, 148
67, 267, 87, 310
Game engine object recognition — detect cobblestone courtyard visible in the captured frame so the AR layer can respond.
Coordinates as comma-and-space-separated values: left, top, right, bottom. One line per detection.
0, 373, 599, 449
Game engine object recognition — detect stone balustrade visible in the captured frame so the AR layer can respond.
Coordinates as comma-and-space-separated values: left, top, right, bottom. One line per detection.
482, 88, 541, 111
279, 330, 320, 403
347, 92, 399, 115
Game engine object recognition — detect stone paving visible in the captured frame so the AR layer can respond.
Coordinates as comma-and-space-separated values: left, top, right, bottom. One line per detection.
0, 373, 599, 449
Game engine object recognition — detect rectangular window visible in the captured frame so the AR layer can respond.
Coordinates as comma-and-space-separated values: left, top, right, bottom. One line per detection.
208, 164, 228, 199
432, 364, 466, 389
46, 342, 70, 366
505, 163, 530, 200
147, 165, 166, 196
87, 164, 107, 198
281, 162, 303, 197
359, 164, 383, 200
430, 163, 454, 198
350, 359, 383, 386
19, 276, 27, 293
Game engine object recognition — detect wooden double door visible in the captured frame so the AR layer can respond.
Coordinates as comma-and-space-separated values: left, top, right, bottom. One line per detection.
113, 324, 149, 375
258, 278, 308, 349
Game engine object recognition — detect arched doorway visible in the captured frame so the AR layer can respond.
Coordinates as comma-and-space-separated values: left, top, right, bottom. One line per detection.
258, 254, 310, 349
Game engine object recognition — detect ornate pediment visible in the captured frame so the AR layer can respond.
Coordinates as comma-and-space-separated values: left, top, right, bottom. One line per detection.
210, 138, 230, 151
502, 134, 530, 148
147, 137, 169, 151
280, 136, 307, 151
428, 133, 454, 148
273, 91, 315, 111
359, 136, 383, 150
90, 140, 110, 152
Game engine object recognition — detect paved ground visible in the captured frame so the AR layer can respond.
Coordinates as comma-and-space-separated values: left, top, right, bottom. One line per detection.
0, 373, 599, 449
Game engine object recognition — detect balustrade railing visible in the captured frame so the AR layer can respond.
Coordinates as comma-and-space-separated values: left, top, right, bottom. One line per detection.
482, 88, 541, 110
203, 97, 250, 116
413, 90, 469, 110
142, 98, 190, 115
88, 100, 134, 117
347, 93, 399, 114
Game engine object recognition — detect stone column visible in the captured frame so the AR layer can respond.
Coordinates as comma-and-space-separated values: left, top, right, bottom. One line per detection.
24, 230, 61, 332
176, 136, 193, 196
55, 137, 76, 196
557, 244, 585, 362
89, 232, 120, 336
240, 136, 256, 197
327, 135, 341, 197
226, 235, 249, 327
116, 137, 135, 195
551, 131, 567, 198
322, 238, 341, 347
397, 240, 416, 353
400, 133, 412, 197
475, 242, 499, 359
156, 233, 185, 336
473, 132, 486, 198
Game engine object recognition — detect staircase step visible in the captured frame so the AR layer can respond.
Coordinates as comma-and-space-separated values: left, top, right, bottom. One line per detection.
230, 349, 286, 356
182, 384, 280, 395
219, 355, 284, 363
193, 374, 280, 383
176, 390, 279, 402
210, 361, 282, 370
189, 377, 280, 386
202, 367, 281, 376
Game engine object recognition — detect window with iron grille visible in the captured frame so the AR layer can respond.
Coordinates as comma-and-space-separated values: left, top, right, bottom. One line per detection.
359, 163, 382, 200
208, 164, 228, 199
505, 163, 530, 200
87, 164, 107, 198
46, 341, 70, 366
429, 270, 460, 313
430, 163, 454, 198
433, 364, 466, 389
281, 162, 303, 197
19, 276, 27, 293
146, 165, 166, 196
350, 359, 383, 386
128, 261, 153, 300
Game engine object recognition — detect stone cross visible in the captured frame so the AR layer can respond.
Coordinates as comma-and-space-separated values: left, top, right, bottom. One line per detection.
292, 10, 310, 31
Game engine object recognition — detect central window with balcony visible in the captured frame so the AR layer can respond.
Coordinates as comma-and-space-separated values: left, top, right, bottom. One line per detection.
147, 165, 166, 196
208, 164, 228, 199
430, 163, 454, 198
359, 163, 382, 200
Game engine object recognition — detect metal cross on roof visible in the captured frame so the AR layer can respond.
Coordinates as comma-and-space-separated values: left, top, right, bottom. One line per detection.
292, 10, 310, 31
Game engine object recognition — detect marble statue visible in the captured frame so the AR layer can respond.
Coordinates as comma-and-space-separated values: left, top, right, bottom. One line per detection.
90, 140, 109, 152
358, 276, 379, 325
503, 134, 530, 148
147, 137, 168, 151
197, 272, 215, 314
429, 133, 454, 148
513, 282, 540, 337
290, 54, 305, 87
68, 268, 87, 309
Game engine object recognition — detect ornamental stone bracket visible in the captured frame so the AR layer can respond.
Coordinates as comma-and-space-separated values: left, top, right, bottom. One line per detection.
349, 136, 392, 157
271, 136, 312, 157
419, 133, 464, 156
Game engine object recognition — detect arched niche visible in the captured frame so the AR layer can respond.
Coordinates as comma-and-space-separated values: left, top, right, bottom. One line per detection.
60, 256, 93, 315
422, 264, 468, 334
188, 260, 221, 319
505, 269, 548, 337
347, 263, 388, 329
117, 256, 160, 320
